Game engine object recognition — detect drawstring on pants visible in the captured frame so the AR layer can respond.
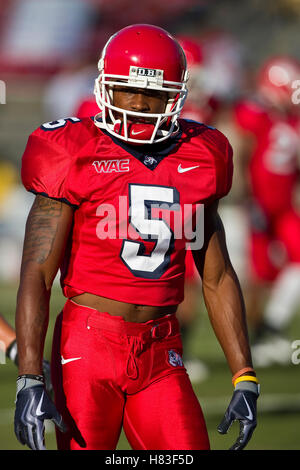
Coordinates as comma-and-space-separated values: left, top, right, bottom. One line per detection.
125, 320, 174, 380
126, 336, 143, 380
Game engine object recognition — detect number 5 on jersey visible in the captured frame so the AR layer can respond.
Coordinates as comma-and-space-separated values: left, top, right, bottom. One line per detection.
120, 184, 180, 279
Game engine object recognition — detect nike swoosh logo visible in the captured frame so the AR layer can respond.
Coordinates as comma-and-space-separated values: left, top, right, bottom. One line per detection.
131, 129, 145, 136
243, 395, 253, 420
178, 164, 200, 173
36, 391, 45, 417
61, 355, 82, 365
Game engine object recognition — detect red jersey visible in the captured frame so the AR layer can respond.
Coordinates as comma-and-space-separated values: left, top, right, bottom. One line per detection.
234, 99, 300, 218
21, 116, 232, 306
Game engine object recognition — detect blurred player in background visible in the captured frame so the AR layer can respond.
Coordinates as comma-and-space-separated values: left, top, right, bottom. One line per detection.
0, 313, 53, 393
0, 314, 18, 363
178, 35, 220, 124
234, 55, 300, 366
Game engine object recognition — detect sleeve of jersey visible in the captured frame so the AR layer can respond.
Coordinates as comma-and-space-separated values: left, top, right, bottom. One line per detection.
21, 133, 81, 207
213, 133, 234, 201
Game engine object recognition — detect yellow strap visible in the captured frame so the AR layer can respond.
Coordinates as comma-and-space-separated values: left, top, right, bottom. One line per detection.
234, 375, 259, 388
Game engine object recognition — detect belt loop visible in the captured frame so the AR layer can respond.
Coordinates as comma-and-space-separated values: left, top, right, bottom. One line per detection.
151, 320, 173, 340
166, 319, 173, 337
150, 324, 160, 339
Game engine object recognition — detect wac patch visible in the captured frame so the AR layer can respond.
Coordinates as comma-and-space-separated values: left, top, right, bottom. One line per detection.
92, 159, 130, 173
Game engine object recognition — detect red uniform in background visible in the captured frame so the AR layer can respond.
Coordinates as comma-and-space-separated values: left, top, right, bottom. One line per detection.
234, 98, 300, 281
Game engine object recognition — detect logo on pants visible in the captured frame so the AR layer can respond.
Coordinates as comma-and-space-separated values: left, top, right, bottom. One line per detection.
168, 350, 183, 367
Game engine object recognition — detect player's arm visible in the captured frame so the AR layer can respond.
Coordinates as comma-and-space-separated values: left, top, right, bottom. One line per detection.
16, 195, 73, 375
14, 195, 73, 450
192, 200, 259, 450
193, 200, 251, 373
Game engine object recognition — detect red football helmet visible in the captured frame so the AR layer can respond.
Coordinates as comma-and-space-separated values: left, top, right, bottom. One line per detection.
94, 24, 188, 144
177, 36, 203, 68
257, 55, 300, 110
176, 35, 210, 109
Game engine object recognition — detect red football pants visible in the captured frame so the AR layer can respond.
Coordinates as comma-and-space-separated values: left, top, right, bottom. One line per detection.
51, 299, 210, 450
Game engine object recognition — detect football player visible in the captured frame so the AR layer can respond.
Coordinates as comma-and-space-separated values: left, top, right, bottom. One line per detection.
73, 37, 209, 384
14, 24, 259, 451
234, 55, 300, 365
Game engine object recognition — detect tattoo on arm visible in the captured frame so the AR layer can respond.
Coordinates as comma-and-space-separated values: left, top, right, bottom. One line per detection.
22, 196, 63, 266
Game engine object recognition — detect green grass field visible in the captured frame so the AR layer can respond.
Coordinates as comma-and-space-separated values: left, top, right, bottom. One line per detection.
0, 281, 299, 450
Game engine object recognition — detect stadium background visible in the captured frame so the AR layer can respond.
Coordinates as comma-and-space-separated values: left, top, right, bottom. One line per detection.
0, 0, 299, 450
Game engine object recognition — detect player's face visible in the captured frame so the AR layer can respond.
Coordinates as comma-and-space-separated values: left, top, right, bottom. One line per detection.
112, 86, 168, 123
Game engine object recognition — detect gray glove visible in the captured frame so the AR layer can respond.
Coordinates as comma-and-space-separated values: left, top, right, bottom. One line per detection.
218, 380, 259, 450
14, 375, 67, 450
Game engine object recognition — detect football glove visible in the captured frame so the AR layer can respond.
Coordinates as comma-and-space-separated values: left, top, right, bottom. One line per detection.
6, 339, 53, 396
218, 380, 259, 450
14, 375, 67, 450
